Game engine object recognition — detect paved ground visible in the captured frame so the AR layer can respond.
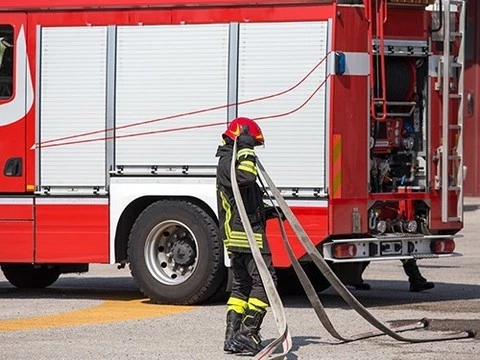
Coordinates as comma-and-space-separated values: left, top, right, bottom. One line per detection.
0, 198, 479, 359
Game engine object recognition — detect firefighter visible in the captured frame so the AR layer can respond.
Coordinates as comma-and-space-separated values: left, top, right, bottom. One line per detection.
215, 117, 283, 354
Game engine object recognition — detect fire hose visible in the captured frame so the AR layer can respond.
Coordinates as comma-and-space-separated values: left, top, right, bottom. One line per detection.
230, 140, 292, 360
230, 141, 475, 359
258, 174, 428, 343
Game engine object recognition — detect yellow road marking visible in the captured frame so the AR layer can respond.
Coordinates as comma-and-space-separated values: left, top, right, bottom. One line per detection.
0, 298, 195, 332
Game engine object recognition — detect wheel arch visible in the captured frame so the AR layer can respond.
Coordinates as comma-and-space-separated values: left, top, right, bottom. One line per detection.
114, 195, 218, 263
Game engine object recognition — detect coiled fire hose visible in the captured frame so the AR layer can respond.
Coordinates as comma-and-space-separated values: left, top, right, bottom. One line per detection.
231, 143, 475, 359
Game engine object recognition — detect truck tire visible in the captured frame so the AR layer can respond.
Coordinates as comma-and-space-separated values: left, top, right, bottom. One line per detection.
1, 264, 60, 288
128, 200, 226, 305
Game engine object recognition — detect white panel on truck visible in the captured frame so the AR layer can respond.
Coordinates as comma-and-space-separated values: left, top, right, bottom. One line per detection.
39, 27, 107, 187
115, 24, 229, 166
238, 22, 328, 190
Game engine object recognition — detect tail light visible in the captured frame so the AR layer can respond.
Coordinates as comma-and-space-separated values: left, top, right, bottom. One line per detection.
431, 239, 456, 254
333, 244, 357, 259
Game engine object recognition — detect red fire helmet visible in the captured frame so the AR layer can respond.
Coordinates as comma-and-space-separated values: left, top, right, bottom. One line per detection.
223, 117, 264, 145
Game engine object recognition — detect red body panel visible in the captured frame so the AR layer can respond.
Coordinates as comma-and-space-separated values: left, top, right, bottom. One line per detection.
0, 0, 330, 11
268, 206, 328, 267
329, 6, 369, 235
0, 221, 34, 262
0, 122, 26, 192
0, 202, 34, 262
383, 6, 428, 40
25, 5, 334, 26
0, 14, 28, 193
35, 203, 109, 263
0, 203, 33, 220
25, 21, 37, 193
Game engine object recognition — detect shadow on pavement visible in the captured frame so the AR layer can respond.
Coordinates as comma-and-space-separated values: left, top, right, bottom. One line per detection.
0, 276, 144, 301
1, 276, 479, 311
464, 204, 480, 212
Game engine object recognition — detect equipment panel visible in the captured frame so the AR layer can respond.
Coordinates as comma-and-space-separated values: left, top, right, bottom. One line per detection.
238, 21, 329, 190
115, 24, 230, 167
39, 26, 107, 188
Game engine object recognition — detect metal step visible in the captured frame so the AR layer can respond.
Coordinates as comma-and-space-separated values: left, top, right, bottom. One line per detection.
449, 93, 462, 99
448, 155, 462, 160
449, 124, 462, 130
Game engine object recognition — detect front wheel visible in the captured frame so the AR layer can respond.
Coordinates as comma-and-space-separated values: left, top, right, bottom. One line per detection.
128, 200, 226, 305
1, 264, 60, 288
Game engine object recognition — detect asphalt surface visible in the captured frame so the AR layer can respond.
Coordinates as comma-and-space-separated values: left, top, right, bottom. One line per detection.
1, 198, 479, 359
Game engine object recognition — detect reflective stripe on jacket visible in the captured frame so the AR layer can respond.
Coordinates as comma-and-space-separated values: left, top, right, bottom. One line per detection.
215, 141, 269, 254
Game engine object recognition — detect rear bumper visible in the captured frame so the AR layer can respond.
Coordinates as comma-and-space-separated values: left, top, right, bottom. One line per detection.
323, 234, 462, 263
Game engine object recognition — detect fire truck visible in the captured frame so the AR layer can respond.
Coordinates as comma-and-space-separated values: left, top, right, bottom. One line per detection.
0, 0, 465, 304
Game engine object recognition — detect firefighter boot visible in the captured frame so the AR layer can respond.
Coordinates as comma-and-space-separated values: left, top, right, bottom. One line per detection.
224, 310, 243, 352
231, 308, 266, 354
402, 259, 435, 292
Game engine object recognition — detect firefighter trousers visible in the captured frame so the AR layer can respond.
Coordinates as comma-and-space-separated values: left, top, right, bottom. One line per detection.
229, 252, 277, 305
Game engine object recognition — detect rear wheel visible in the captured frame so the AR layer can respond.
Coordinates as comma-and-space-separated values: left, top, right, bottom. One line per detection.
1, 264, 60, 288
128, 200, 226, 304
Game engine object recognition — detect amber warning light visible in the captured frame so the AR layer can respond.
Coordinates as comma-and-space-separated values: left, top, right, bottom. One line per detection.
333, 243, 357, 259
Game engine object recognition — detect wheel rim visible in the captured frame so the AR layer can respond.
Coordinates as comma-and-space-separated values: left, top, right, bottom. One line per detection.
144, 220, 199, 285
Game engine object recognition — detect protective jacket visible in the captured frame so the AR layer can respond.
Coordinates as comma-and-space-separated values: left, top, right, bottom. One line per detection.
216, 140, 270, 254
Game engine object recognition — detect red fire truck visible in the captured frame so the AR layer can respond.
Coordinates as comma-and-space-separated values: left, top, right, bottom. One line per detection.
0, 0, 464, 304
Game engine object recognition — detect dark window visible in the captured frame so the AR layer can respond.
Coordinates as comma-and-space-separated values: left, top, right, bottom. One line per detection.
0, 25, 14, 99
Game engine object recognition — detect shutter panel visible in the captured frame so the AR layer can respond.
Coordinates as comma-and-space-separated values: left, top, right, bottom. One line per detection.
115, 24, 230, 167
40, 26, 107, 187
238, 22, 329, 190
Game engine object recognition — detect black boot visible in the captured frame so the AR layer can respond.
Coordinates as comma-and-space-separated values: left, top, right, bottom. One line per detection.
402, 259, 435, 292
224, 310, 243, 352
231, 308, 266, 354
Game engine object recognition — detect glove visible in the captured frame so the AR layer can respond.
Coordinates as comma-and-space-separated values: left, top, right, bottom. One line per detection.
237, 126, 255, 148
265, 206, 286, 221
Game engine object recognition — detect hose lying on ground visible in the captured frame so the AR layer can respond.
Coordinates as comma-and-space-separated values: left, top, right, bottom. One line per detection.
231, 148, 474, 359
